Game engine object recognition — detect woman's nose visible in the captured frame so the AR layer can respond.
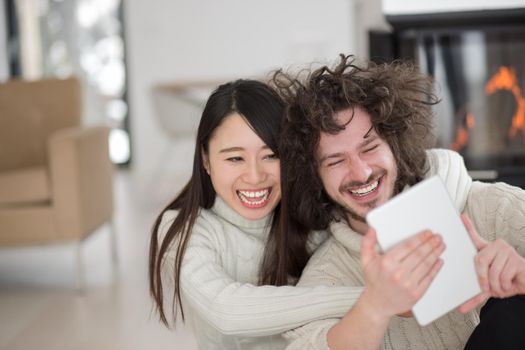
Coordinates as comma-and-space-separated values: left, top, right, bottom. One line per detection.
243, 161, 265, 184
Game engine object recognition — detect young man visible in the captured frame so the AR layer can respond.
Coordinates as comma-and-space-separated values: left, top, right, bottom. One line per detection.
273, 55, 525, 349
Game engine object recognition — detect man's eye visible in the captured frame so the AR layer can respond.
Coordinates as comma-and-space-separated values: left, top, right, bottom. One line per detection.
364, 144, 379, 153
327, 159, 344, 167
227, 157, 243, 162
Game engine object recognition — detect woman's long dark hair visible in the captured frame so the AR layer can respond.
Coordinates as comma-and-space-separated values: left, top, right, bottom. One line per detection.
149, 79, 285, 326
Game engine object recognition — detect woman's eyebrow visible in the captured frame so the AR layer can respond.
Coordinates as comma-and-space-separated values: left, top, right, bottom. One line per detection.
219, 147, 244, 153
219, 145, 271, 153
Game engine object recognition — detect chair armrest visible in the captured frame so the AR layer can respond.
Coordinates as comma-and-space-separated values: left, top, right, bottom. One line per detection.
48, 126, 113, 239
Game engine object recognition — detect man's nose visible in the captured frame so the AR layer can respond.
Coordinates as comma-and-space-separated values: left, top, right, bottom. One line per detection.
348, 157, 373, 184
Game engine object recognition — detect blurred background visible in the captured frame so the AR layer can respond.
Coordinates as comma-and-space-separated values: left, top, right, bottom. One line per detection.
0, 0, 524, 349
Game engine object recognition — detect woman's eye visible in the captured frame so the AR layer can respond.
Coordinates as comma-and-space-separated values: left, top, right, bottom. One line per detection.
264, 153, 278, 160
226, 156, 243, 163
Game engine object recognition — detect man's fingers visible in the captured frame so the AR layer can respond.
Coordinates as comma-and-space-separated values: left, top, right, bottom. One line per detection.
488, 250, 509, 296
361, 228, 378, 265
458, 292, 490, 314
389, 230, 434, 262
463, 213, 496, 294
408, 239, 445, 283
475, 251, 491, 292
501, 257, 518, 292
414, 258, 443, 297
461, 214, 486, 250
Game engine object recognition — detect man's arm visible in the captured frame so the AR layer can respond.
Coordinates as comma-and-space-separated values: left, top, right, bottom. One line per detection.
459, 181, 525, 312
284, 229, 444, 350
465, 181, 525, 254
465, 214, 525, 296
326, 229, 444, 350
459, 214, 525, 313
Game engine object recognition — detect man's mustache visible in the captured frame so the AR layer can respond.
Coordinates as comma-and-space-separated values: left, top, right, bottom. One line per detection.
339, 171, 385, 192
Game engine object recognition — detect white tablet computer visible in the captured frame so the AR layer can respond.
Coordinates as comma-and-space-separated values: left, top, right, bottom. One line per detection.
366, 175, 481, 326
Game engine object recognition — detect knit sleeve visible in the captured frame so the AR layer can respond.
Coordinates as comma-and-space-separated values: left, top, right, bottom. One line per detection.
283, 238, 364, 348
464, 181, 525, 256
426, 148, 472, 211
284, 319, 338, 350
160, 212, 362, 337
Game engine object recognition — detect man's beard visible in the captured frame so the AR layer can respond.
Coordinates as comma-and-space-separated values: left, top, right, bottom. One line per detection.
341, 199, 379, 223
338, 171, 402, 224
337, 170, 384, 223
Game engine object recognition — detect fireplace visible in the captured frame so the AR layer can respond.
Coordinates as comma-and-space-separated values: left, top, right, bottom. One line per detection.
376, 8, 525, 188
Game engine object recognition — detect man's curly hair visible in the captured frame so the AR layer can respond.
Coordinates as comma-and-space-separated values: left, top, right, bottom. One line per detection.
260, 55, 439, 284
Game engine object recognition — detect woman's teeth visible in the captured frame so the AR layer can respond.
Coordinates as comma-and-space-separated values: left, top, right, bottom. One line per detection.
237, 189, 270, 205
349, 180, 379, 196
238, 189, 268, 198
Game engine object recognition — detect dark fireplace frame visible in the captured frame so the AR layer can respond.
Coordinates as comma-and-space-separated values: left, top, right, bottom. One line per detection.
372, 8, 525, 188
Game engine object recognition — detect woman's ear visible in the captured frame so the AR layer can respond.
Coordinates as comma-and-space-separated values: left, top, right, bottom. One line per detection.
202, 150, 210, 175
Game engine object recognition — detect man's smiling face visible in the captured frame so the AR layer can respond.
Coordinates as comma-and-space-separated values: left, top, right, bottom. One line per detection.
317, 107, 398, 234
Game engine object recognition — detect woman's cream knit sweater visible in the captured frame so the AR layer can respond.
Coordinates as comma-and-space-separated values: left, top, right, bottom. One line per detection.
159, 195, 361, 349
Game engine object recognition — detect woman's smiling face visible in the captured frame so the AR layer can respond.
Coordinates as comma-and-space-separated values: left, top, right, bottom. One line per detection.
203, 113, 281, 220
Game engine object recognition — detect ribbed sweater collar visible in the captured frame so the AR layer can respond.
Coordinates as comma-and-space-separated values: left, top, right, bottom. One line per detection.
330, 218, 363, 254
211, 196, 273, 237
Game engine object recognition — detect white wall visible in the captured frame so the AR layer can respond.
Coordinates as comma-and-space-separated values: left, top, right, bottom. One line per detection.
124, 0, 359, 184
355, 0, 390, 60
0, 1, 9, 81
383, 0, 525, 15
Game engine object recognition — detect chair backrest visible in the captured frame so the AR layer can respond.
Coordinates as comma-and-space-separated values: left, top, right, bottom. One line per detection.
0, 77, 81, 172
151, 82, 215, 139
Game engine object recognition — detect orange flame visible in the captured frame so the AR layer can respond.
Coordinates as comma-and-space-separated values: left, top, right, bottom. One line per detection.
466, 112, 475, 128
451, 112, 475, 151
485, 66, 525, 141
485, 66, 515, 92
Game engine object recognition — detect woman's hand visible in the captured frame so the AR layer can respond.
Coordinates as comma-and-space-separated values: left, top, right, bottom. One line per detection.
359, 228, 445, 319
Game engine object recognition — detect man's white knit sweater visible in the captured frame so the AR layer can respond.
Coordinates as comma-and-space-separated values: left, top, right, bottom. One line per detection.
284, 149, 525, 349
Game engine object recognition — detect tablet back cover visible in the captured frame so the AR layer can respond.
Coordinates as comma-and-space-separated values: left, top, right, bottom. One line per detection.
366, 176, 481, 326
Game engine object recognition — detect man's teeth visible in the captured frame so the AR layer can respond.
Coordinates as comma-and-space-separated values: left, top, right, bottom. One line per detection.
238, 189, 270, 204
349, 180, 379, 196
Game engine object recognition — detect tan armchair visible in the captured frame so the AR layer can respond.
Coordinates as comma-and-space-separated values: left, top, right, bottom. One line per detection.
0, 77, 116, 290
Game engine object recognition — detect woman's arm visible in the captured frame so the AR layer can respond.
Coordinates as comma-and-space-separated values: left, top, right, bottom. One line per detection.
161, 213, 362, 337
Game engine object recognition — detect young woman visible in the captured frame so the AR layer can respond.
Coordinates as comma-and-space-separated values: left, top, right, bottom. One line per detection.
149, 79, 361, 349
